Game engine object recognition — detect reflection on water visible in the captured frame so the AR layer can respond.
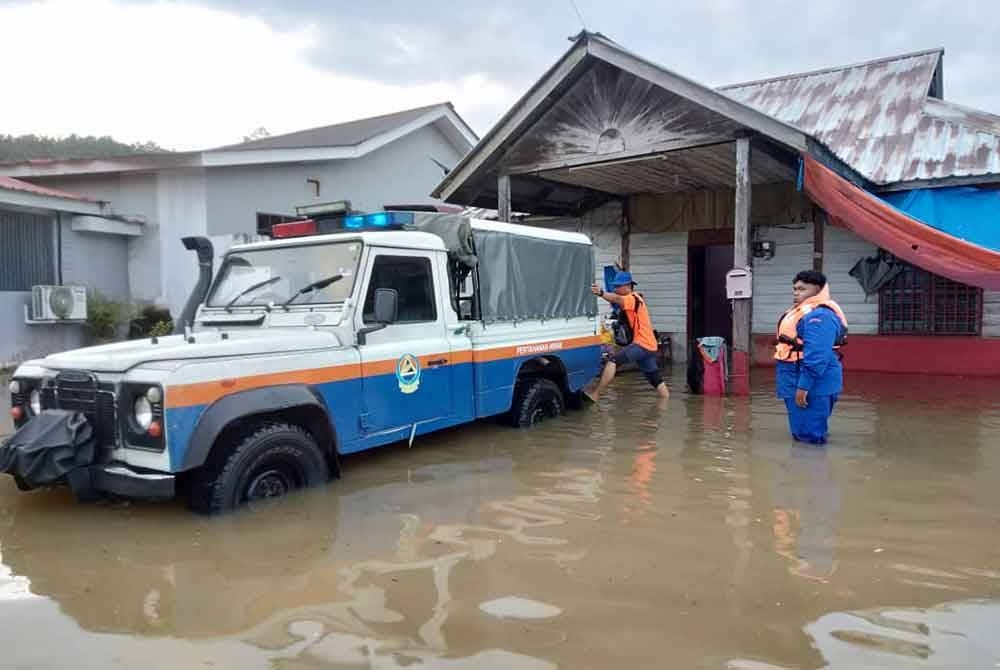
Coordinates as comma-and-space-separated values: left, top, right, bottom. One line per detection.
806, 598, 1000, 669
771, 445, 840, 583
0, 371, 999, 668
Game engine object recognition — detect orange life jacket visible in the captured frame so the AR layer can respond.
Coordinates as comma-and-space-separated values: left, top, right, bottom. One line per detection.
774, 285, 848, 362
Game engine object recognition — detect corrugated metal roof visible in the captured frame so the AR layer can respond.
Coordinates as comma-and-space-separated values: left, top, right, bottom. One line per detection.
209, 103, 451, 152
0, 175, 96, 202
721, 49, 1000, 185
906, 98, 1000, 182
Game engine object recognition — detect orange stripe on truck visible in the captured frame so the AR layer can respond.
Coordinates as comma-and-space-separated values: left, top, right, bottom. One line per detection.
471, 335, 601, 363
166, 363, 360, 408
164, 336, 599, 409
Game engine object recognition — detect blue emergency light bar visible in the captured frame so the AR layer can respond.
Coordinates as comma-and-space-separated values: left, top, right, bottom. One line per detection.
343, 211, 414, 229
273, 211, 415, 238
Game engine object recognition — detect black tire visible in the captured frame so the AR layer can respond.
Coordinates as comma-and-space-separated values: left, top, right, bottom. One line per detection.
189, 423, 330, 515
509, 378, 564, 428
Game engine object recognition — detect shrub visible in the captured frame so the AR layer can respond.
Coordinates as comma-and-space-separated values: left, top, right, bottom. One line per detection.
86, 291, 136, 342
129, 304, 174, 339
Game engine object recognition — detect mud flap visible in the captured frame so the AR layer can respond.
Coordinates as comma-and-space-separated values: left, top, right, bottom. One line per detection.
0, 410, 98, 498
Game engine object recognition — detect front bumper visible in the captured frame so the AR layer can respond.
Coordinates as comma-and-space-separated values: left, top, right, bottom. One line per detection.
87, 463, 175, 499
2, 406, 174, 501
6, 462, 175, 500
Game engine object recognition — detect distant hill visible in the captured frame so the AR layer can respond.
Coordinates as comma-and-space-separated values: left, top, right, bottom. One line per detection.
0, 134, 169, 162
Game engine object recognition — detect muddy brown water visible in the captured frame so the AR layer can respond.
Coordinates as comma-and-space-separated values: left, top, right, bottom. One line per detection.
1, 370, 999, 669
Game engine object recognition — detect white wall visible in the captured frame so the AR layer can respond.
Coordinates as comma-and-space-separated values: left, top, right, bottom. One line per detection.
751, 223, 814, 333
629, 231, 689, 360
120, 175, 161, 304
985, 292, 1000, 337
157, 168, 208, 318
33, 173, 162, 305
751, 223, 878, 335
824, 226, 879, 335
204, 124, 467, 236
61, 223, 130, 301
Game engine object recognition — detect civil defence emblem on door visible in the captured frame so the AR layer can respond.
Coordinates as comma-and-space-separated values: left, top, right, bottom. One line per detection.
396, 354, 421, 394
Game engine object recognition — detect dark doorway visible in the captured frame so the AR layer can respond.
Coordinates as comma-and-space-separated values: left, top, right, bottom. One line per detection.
688, 231, 734, 344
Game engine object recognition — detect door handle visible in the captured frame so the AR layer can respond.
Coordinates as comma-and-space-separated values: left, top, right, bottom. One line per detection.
426, 358, 448, 367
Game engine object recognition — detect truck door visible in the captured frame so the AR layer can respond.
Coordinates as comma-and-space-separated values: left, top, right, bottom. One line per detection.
356, 249, 453, 442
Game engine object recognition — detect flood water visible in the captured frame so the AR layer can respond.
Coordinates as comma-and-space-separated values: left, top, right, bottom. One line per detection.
1, 370, 999, 669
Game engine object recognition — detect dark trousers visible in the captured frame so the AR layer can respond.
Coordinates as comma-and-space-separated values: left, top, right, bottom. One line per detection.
784, 394, 838, 445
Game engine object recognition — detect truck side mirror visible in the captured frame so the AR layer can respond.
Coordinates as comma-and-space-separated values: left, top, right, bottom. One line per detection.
358, 288, 398, 346
373, 288, 398, 324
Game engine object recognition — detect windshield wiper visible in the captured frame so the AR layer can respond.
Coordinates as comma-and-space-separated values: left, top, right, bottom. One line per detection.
224, 276, 282, 312
281, 274, 343, 310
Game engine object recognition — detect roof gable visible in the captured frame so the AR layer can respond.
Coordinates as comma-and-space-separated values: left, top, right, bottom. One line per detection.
209, 103, 453, 152
0, 104, 478, 178
500, 60, 748, 174
434, 32, 808, 208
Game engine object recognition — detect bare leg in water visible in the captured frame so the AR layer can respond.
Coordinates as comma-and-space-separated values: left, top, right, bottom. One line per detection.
584, 363, 670, 402
584, 361, 618, 402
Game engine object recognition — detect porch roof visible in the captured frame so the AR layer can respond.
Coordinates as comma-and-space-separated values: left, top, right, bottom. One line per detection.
432, 32, 811, 216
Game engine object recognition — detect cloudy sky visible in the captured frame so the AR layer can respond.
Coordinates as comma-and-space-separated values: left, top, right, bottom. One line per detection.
1, 0, 998, 150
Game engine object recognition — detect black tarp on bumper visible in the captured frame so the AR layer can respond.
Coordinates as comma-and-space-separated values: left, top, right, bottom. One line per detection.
1, 411, 175, 500
0, 410, 95, 489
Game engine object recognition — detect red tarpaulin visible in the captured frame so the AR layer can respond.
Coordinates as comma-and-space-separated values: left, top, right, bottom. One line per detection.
801, 155, 1000, 290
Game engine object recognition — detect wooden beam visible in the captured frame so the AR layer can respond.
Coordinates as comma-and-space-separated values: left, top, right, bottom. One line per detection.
732, 136, 752, 396
504, 138, 732, 175
813, 209, 825, 272
497, 174, 512, 222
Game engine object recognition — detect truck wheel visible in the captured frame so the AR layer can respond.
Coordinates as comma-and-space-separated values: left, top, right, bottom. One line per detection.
189, 423, 330, 514
510, 378, 564, 428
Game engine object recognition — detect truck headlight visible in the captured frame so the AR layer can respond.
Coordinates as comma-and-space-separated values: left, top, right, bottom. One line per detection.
133, 396, 153, 430
29, 389, 41, 415
9, 380, 21, 395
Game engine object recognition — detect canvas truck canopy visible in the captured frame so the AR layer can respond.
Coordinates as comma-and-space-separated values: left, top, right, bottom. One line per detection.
406, 213, 597, 323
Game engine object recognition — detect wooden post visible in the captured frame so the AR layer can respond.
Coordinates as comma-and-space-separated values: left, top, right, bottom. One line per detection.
620, 197, 631, 270
497, 174, 511, 222
732, 136, 752, 396
813, 209, 825, 272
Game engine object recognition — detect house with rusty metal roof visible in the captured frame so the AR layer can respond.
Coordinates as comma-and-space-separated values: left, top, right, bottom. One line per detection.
721, 48, 1000, 187
434, 32, 1000, 384
0, 103, 478, 332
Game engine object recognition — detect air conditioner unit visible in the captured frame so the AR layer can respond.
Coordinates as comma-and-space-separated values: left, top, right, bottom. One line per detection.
31, 285, 88, 321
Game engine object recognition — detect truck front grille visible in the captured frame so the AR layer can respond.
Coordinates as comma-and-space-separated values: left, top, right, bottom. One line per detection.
42, 372, 118, 446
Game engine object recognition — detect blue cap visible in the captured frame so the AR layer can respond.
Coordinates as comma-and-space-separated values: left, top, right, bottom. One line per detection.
610, 270, 636, 287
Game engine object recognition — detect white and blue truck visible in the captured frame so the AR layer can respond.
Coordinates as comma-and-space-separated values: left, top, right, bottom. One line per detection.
3, 211, 601, 513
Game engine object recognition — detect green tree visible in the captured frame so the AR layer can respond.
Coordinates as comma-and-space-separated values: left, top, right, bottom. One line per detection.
0, 133, 169, 162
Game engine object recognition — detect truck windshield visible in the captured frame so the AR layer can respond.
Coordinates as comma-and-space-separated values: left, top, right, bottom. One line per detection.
206, 241, 362, 308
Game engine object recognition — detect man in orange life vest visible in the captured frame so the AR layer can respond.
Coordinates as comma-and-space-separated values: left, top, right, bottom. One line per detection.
775, 271, 848, 445
584, 271, 670, 401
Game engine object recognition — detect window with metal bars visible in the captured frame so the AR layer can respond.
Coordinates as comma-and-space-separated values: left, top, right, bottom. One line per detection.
879, 261, 981, 335
0, 209, 55, 291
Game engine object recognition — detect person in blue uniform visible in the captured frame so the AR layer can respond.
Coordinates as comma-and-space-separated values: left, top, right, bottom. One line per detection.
774, 271, 848, 445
